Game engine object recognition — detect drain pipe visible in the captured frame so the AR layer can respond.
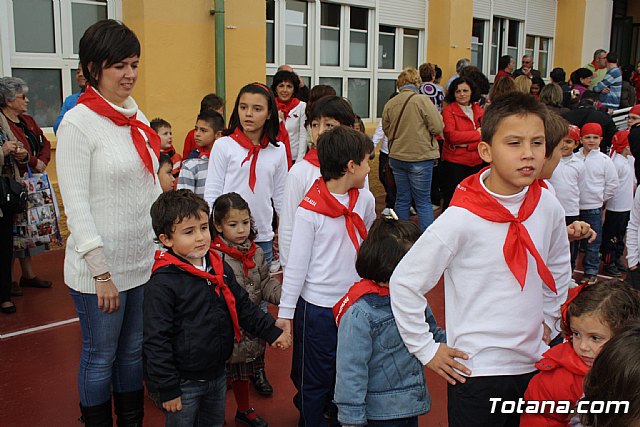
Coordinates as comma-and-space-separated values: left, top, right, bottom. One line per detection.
210, 0, 226, 102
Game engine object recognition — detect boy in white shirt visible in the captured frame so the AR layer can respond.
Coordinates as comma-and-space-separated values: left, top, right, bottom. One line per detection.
602, 130, 634, 276
277, 126, 376, 426
389, 93, 571, 427
576, 123, 619, 283
549, 125, 585, 270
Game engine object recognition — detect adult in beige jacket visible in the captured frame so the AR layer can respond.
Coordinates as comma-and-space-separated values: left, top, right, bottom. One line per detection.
382, 67, 444, 231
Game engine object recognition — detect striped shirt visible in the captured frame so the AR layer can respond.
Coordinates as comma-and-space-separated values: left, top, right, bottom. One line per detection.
595, 67, 622, 110
177, 153, 210, 198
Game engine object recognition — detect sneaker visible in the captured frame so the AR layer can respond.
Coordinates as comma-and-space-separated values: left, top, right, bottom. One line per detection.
409, 207, 417, 216
235, 408, 268, 427
381, 207, 391, 216
580, 275, 597, 285
268, 260, 281, 275
603, 264, 622, 277
615, 258, 627, 272
568, 278, 580, 289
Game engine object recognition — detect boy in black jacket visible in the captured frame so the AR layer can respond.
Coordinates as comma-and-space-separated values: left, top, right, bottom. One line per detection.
144, 190, 291, 427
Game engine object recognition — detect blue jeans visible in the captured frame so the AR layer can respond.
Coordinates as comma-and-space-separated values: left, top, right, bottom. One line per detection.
70, 285, 144, 406
256, 240, 273, 264
164, 375, 227, 427
389, 158, 434, 231
579, 208, 604, 276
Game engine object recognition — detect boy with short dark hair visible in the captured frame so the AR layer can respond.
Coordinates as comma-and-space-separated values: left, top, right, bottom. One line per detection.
390, 93, 572, 427
278, 95, 356, 267
157, 153, 175, 193
182, 93, 225, 158
177, 110, 224, 198
151, 118, 182, 178
576, 123, 619, 283
144, 189, 290, 427
277, 126, 376, 425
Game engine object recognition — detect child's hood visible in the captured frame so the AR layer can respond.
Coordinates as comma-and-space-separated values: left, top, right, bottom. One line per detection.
535, 341, 590, 376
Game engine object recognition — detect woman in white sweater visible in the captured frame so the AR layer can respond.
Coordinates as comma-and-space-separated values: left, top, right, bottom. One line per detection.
56, 20, 161, 426
271, 70, 307, 163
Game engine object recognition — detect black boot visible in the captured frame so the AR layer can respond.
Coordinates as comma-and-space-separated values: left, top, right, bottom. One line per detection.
113, 389, 144, 427
250, 368, 273, 396
80, 399, 113, 427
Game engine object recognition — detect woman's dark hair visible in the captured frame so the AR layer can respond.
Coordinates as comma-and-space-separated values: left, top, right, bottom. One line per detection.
150, 189, 209, 239
570, 67, 594, 85
270, 70, 300, 99
562, 280, 640, 339
223, 83, 280, 146
550, 67, 566, 83
210, 192, 257, 242
356, 217, 422, 283
531, 76, 546, 90
622, 64, 633, 82
445, 76, 480, 104
307, 95, 356, 126
459, 65, 490, 96
305, 85, 337, 125
581, 322, 640, 427
498, 55, 512, 71
79, 19, 141, 87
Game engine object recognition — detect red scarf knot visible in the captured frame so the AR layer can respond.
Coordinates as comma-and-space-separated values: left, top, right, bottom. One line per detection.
230, 127, 269, 192
152, 250, 242, 342
276, 97, 301, 121
299, 178, 368, 252
212, 236, 257, 279
303, 148, 320, 168
333, 279, 389, 326
450, 169, 557, 293
78, 85, 160, 181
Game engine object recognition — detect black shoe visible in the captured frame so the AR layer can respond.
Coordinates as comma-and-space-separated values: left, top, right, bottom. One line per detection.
80, 399, 113, 427
235, 408, 268, 427
581, 275, 597, 285
1, 301, 16, 314
603, 264, 622, 277
20, 276, 52, 288
250, 368, 273, 396
113, 389, 144, 427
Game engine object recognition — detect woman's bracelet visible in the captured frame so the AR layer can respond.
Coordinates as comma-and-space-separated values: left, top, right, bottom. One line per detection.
94, 273, 112, 283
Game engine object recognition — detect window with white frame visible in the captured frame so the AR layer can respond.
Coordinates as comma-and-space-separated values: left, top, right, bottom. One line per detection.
525, 35, 551, 78
403, 29, 419, 69
266, 0, 275, 64
349, 7, 368, 68
471, 19, 487, 71
378, 25, 395, 70
285, 0, 308, 66
490, 17, 521, 76
320, 2, 340, 67
3, 0, 118, 128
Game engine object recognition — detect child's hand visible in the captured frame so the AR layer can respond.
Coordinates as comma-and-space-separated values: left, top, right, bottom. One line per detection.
426, 344, 471, 385
162, 397, 182, 413
275, 318, 292, 336
272, 331, 292, 349
542, 323, 552, 345
567, 221, 597, 243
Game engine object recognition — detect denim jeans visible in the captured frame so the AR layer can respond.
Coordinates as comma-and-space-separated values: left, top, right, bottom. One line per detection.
389, 158, 434, 231
256, 240, 273, 264
164, 375, 227, 427
70, 285, 144, 406
579, 208, 604, 276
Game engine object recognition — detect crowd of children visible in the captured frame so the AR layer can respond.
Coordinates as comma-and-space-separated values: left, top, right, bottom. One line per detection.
137, 66, 640, 427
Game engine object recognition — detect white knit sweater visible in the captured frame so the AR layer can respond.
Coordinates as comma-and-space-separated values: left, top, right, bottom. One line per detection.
56, 96, 161, 293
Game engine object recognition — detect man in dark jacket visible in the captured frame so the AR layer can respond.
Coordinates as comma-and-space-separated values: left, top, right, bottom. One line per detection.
562, 91, 617, 153
550, 67, 572, 108
627, 105, 640, 181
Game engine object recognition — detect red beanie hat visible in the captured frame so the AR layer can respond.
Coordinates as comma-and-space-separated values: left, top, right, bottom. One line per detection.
566, 125, 581, 141
581, 123, 602, 137
630, 105, 640, 117
610, 130, 630, 156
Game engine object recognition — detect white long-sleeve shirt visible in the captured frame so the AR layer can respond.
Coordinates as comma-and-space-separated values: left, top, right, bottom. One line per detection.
56, 97, 161, 293
278, 159, 320, 267
548, 154, 584, 217
372, 121, 389, 154
606, 153, 635, 212
576, 148, 619, 210
390, 169, 571, 376
282, 101, 307, 162
278, 189, 376, 319
203, 136, 288, 242
626, 190, 640, 267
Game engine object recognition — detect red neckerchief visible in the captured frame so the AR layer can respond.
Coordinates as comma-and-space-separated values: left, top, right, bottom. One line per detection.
161, 147, 176, 156
197, 146, 211, 159
212, 236, 257, 279
78, 85, 160, 181
152, 249, 242, 342
276, 97, 301, 120
591, 60, 605, 71
449, 169, 557, 293
537, 179, 548, 189
299, 178, 368, 252
230, 127, 269, 191
333, 279, 389, 326
277, 121, 293, 169
303, 148, 320, 167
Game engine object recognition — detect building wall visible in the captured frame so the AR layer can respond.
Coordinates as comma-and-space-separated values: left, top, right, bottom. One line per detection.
581, 0, 614, 66
554, 0, 587, 74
